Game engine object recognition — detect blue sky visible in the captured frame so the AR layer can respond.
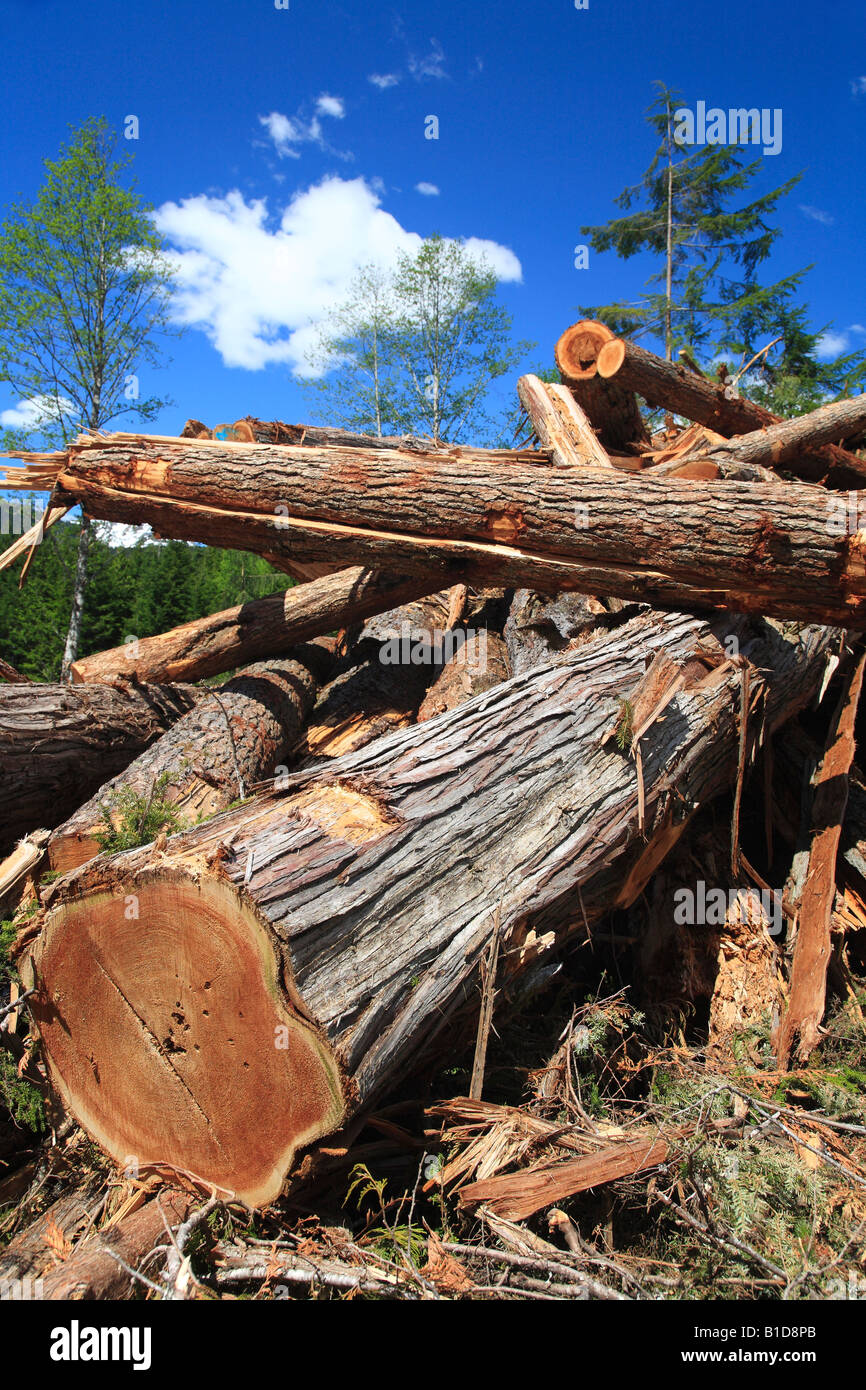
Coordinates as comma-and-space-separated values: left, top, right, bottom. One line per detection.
1, 0, 864, 439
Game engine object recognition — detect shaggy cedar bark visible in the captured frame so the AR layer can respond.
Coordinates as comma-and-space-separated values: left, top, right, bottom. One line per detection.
5, 431, 866, 624
70, 566, 445, 686
48, 643, 334, 874
23, 611, 835, 1205
0, 681, 200, 848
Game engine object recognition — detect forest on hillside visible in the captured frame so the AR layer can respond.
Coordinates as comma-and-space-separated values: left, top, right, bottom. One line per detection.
0, 515, 290, 681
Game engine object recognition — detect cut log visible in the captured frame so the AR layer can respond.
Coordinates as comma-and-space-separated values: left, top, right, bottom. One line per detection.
417, 630, 510, 722
70, 566, 448, 686
302, 594, 450, 758
0, 681, 201, 849
587, 325, 866, 484
554, 321, 651, 453
20, 610, 835, 1206
4, 428, 866, 625
515, 375, 614, 469
38, 1191, 191, 1301
658, 394, 866, 477
48, 643, 334, 875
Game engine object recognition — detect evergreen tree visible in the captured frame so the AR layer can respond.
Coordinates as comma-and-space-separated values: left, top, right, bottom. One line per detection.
579, 82, 804, 363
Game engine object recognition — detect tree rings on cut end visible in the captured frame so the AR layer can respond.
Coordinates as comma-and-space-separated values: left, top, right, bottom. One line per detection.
22, 866, 344, 1207
554, 319, 617, 381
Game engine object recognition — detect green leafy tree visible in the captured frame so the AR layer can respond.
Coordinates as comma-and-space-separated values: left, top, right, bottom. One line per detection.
305, 265, 402, 438
308, 235, 531, 443
0, 116, 177, 677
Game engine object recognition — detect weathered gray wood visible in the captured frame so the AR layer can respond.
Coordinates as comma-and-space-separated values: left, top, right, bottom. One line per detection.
48, 642, 334, 874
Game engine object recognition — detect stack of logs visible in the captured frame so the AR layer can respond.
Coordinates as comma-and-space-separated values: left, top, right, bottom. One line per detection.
1, 318, 865, 1208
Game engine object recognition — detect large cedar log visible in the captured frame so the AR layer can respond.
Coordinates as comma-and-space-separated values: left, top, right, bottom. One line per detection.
48, 643, 334, 874
70, 566, 448, 686
21, 610, 835, 1205
4, 427, 866, 625
0, 681, 200, 848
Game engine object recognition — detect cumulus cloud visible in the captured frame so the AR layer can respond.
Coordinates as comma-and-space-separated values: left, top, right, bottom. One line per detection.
369, 73, 400, 89
154, 177, 522, 374
259, 95, 348, 159
415, 182, 440, 196
0, 394, 75, 430
799, 204, 834, 226
316, 94, 345, 119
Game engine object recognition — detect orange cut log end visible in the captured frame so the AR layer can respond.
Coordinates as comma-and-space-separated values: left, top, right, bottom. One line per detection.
21, 867, 345, 1207
554, 319, 617, 381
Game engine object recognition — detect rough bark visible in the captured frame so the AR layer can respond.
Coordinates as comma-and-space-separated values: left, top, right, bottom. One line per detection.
303, 593, 452, 758
554, 321, 650, 453
48, 643, 334, 874
0, 681, 201, 849
38, 1191, 191, 1300
21, 610, 836, 1206
70, 566, 448, 686
662, 394, 866, 476
5, 431, 866, 625
503, 590, 616, 676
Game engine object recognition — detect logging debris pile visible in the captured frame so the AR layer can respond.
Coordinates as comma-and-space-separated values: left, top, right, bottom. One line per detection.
0, 319, 865, 1301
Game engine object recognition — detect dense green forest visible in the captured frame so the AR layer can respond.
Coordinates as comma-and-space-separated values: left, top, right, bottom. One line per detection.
0, 509, 291, 681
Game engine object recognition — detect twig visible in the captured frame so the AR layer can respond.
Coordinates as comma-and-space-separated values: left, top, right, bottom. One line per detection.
469, 904, 502, 1101
441, 1241, 628, 1301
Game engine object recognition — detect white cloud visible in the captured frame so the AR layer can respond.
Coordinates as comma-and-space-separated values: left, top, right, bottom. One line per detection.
259, 97, 348, 159
799, 204, 834, 226
316, 94, 345, 119
409, 39, 447, 80
851, 76, 866, 96
816, 325, 866, 359
0, 394, 75, 430
415, 182, 440, 196
369, 73, 400, 90
817, 331, 851, 358
154, 177, 522, 374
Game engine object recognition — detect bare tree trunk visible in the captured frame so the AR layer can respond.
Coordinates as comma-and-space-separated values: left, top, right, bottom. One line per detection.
59, 517, 91, 682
